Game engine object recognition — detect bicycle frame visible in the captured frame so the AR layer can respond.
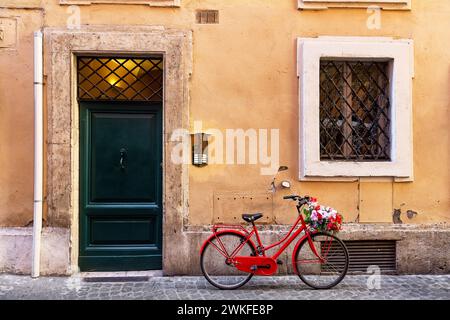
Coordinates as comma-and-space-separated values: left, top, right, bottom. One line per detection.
201, 204, 325, 276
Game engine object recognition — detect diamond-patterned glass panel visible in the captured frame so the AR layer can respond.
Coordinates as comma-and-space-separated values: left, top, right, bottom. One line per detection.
320, 59, 391, 161
77, 56, 163, 102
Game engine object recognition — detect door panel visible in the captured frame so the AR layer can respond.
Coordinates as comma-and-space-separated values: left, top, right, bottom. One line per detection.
79, 102, 162, 271
90, 218, 156, 245
90, 113, 156, 203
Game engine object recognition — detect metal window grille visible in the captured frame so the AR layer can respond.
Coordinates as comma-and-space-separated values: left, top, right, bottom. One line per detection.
77, 56, 163, 102
320, 59, 391, 161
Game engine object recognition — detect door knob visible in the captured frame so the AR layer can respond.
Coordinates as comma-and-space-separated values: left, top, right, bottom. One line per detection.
119, 148, 127, 170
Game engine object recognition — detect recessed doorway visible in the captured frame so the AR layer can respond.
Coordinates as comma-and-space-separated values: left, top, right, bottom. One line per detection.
77, 56, 164, 271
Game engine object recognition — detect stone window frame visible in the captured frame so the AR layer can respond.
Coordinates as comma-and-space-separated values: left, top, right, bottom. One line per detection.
44, 26, 191, 274
59, 0, 181, 7
297, 36, 414, 181
298, 0, 411, 10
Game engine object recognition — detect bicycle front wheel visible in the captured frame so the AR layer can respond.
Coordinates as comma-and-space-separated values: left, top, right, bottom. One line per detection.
293, 232, 349, 289
200, 232, 256, 290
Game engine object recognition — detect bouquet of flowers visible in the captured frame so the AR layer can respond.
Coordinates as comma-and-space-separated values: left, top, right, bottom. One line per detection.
303, 197, 343, 233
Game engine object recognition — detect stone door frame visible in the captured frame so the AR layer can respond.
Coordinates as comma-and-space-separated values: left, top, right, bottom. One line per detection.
44, 26, 191, 274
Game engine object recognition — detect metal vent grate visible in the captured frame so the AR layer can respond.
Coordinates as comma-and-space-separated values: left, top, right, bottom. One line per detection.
77, 56, 163, 102
322, 240, 396, 274
196, 10, 219, 24
320, 59, 391, 161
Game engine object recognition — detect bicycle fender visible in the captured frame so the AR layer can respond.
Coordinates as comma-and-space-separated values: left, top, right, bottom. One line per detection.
199, 230, 257, 255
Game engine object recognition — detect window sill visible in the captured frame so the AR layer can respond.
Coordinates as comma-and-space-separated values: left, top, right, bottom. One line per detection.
59, 0, 180, 7
302, 161, 413, 182
298, 0, 411, 10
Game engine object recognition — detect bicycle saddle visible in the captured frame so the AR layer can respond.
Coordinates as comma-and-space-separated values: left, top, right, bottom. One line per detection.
242, 213, 263, 222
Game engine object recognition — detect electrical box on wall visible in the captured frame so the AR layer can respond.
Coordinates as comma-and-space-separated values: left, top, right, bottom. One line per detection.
191, 133, 209, 166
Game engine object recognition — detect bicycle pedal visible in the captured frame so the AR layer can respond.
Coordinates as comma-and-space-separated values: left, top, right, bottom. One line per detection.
276, 259, 283, 265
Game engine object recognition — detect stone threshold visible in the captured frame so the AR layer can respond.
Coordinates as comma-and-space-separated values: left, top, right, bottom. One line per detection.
76, 270, 163, 279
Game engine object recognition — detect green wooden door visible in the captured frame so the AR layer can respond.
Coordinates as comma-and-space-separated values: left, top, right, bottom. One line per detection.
79, 101, 162, 271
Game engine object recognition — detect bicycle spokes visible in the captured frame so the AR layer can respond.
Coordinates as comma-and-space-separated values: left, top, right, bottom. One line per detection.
294, 233, 349, 289
200, 233, 256, 290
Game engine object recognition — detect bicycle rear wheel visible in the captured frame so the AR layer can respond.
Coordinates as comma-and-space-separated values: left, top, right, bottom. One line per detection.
200, 232, 256, 290
293, 232, 349, 289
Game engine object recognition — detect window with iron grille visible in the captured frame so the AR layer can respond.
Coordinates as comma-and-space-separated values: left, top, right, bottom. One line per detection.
319, 59, 391, 161
297, 37, 413, 180
77, 56, 163, 102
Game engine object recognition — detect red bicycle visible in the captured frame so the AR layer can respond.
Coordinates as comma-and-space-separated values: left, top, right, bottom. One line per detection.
200, 170, 349, 290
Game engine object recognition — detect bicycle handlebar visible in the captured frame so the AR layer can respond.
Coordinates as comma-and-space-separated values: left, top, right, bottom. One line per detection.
283, 195, 310, 205
283, 195, 299, 200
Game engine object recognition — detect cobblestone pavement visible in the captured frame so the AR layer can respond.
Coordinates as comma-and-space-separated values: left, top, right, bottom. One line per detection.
0, 274, 449, 300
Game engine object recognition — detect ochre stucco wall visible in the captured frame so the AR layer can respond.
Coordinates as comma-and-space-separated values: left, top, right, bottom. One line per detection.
0, 8, 43, 226
0, 0, 449, 227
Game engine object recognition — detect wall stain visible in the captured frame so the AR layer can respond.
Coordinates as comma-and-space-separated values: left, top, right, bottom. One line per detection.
407, 210, 418, 219
393, 209, 403, 224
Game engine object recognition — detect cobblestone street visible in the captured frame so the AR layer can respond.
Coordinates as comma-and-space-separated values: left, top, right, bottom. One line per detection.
0, 274, 449, 300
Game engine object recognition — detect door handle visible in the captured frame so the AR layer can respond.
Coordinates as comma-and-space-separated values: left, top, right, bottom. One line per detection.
119, 148, 127, 170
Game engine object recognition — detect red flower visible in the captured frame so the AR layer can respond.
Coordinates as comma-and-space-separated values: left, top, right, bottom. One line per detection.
317, 213, 323, 220
310, 197, 317, 203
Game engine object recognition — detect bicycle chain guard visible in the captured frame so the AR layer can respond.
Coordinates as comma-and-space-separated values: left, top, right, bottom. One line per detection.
234, 256, 278, 276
